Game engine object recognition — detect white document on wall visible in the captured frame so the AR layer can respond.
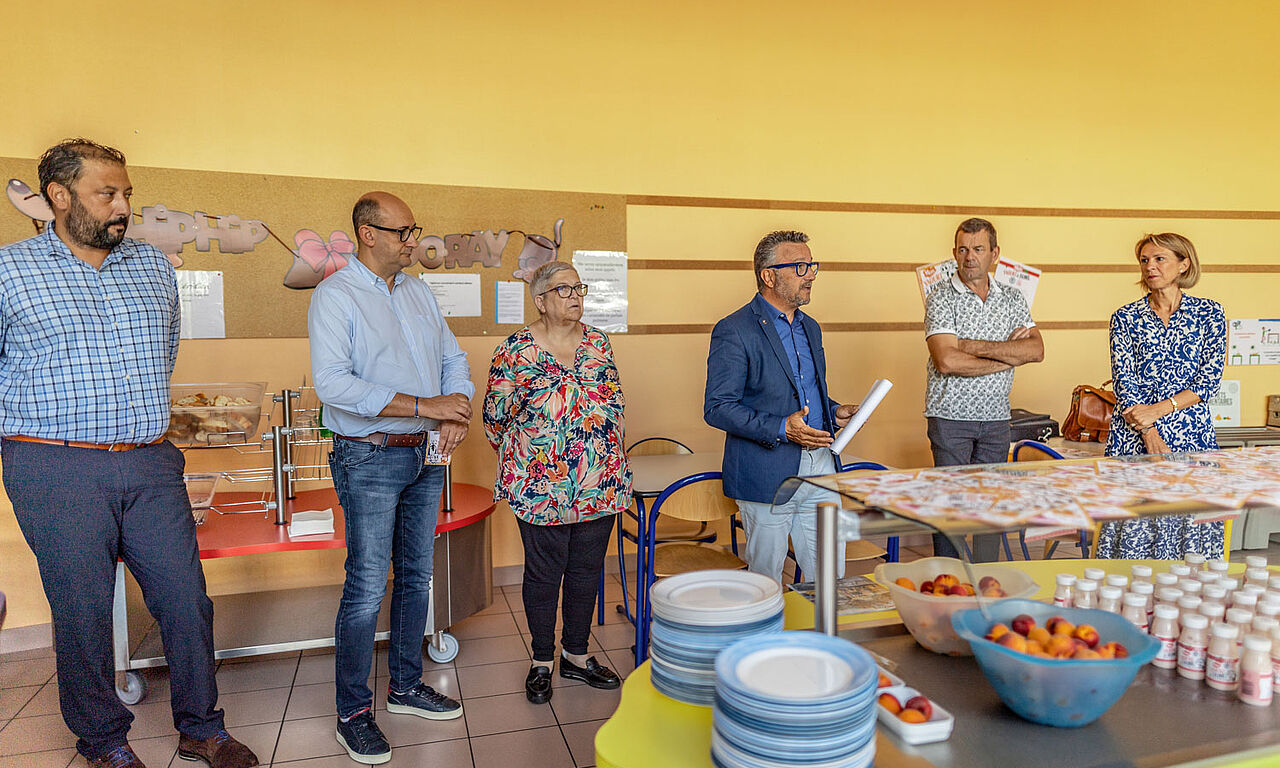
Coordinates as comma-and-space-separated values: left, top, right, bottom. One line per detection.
1227, 318, 1280, 365
830, 379, 894, 454
993, 257, 1042, 310
572, 250, 628, 332
1207, 380, 1241, 427
176, 270, 225, 339
419, 273, 482, 317
495, 280, 526, 324
915, 260, 956, 305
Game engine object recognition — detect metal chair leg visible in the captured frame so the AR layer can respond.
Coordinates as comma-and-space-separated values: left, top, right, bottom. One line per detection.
1019, 530, 1033, 561
596, 568, 606, 625
886, 536, 900, 563
1000, 533, 1014, 561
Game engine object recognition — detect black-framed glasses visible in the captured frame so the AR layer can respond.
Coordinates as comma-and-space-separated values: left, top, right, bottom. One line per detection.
540, 283, 589, 298
365, 223, 423, 242
765, 260, 820, 277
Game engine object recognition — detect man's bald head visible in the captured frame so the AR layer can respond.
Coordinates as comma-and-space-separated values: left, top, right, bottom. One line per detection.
352, 191, 408, 233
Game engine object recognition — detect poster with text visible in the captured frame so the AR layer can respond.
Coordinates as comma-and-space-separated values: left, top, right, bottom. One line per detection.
1207, 379, 1241, 427
915, 259, 956, 305
572, 250, 628, 332
1228, 318, 1280, 365
994, 257, 1042, 310
419, 273, 481, 317
176, 270, 226, 339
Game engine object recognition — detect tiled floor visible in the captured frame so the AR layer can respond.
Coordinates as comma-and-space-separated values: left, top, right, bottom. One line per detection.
4, 536, 1277, 768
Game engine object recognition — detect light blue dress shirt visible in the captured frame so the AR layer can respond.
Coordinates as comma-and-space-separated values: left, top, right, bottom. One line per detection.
308, 257, 474, 437
0, 224, 179, 443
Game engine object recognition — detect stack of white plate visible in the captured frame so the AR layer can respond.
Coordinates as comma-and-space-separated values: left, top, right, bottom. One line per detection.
712, 632, 878, 768
648, 570, 785, 706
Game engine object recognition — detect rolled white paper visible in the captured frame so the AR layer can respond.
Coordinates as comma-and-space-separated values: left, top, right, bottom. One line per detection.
830, 379, 893, 455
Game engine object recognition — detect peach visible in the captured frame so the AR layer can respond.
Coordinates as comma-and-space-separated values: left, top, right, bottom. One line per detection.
1072, 647, 1102, 660
904, 696, 933, 720
919, 580, 934, 593
978, 576, 1001, 592
878, 672, 892, 688
1010, 614, 1036, 636
1027, 626, 1051, 646
995, 632, 1027, 653
878, 693, 902, 714
1025, 640, 1045, 655
894, 577, 916, 591
932, 586, 950, 597
981, 587, 1007, 598
1096, 644, 1115, 659
1050, 620, 1076, 638
1100, 641, 1129, 659
1073, 624, 1100, 649
1045, 616, 1069, 635
948, 584, 975, 597
985, 623, 1011, 641
898, 708, 928, 724
1046, 635, 1076, 657
933, 573, 959, 589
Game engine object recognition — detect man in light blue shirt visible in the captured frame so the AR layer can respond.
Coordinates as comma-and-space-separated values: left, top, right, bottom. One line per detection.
308, 191, 473, 764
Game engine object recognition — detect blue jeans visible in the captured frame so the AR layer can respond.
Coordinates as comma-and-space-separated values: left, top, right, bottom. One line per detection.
330, 439, 445, 718
734, 448, 845, 582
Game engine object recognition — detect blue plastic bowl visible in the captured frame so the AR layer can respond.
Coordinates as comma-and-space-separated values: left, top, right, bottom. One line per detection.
951, 599, 1160, 728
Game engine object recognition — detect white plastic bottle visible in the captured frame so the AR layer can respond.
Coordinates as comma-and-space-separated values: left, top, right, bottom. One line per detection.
1206, 559, 1230, 578
1200, 602, 1226, 625
1253, 615, 1279, 638
1220, 577, 1241, 601
1170, 563, 1192, 579
1185, 552, 1206, 575
1098, 585, 1124, 614
1155, 572, 1179, 589
1228, 608, 1255, 649
1053, 573, 1077, 608
1131, 564, 1154, 583
1233, 592, 1260, 614
1177, 613, 1210, 680
1195, 570, 1220, 586
1202, 584, 1228, 611
1074, 579, 1099, 610
1178, 579, 1203, 598
1157, 586, 1184, 611
1238, 634, 1274, 706
1245, 555, 1269, 570
1177, 594, 1203, 620
1206, 622, 1241, 691
1122, 592, 1150, 633
1246, 568, 1271, 589
1106, 574, 1130, 591
1150, 604, 1180, 669
1131, 580, 1155, 621
1083, 567, 1105, 583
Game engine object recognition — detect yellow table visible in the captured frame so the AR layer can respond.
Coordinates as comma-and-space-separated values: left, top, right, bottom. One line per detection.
596, 559, 1280, 768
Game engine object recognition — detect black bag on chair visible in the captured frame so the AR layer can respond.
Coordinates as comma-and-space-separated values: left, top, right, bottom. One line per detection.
1009, 408, 1060, 443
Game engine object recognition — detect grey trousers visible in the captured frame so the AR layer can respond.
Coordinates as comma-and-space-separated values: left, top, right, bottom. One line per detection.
926, 417, 1011, 563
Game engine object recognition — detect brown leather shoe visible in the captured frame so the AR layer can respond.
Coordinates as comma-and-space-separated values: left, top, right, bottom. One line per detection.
177, 730, 259, 768
88, 745, 146, 768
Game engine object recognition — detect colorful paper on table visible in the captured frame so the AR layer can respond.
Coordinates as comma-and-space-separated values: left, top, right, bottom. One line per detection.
787, 575, 895, 616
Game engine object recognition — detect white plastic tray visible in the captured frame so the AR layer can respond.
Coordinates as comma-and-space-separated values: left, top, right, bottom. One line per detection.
876, 684, 955, 745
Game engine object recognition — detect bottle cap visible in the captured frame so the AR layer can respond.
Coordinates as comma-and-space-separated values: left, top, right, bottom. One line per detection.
1181, 613, 1208, 630
1170, 564, 1192, 577
1076, 578, 1098, 592
1158, 587, 1184, 604
1131, 564, 1154, 580
1154, 604, 1179, 620
1155, 573, 1179, 587
1083, 567, 1106, 582
1243, 633, 1273, 653
1195, 571, 1219, 585
1099, 585, 1123, 600
1245, 555, 1268, 570
1131, 581, 1154, 596
1246, 567, 1270, 582
1219, 577, 1240, 593
1178, 579, 1202, 595
1056, 573, 1077, 587
1253, 616, 1279, 635
1202, 584, 1227, 601
1185, 552, 1206, 565
1244, 584, 1268, 596
1200, 603, 1225, 621
1269, 576, 1280, 591
1207, 560, 1230, 574
1178, 595, 1203, 612
1228, 607, 1255, 625
1211, 621, 1238, 639
1105, 574, 1129, 588
1257, 602, 1280, 619
1123, 592, 1146, 607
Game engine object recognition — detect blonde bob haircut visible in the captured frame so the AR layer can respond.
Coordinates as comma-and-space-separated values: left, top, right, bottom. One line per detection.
1135, 232, 1200, 290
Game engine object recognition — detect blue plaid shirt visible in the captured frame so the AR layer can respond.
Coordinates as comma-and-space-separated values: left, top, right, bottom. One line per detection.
0, 225, 180, 443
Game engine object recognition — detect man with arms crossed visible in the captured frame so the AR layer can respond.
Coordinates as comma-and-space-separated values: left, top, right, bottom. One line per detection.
924, 218, 1043, 561
309, 191, 471, 765
705, 230, 859, 583
0, 139, 257, 768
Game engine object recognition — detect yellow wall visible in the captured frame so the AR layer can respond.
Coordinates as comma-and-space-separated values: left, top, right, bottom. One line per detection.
2, 1, 1279, 630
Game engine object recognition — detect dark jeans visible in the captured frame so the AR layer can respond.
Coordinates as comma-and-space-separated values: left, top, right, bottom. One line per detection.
517, 515, 615, 662
330, 439, 444, 718
926, 417, 1011, 563
2, 439, 223, 760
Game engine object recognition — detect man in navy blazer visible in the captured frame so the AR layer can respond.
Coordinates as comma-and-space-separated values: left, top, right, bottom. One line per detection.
704, 230, 858, 582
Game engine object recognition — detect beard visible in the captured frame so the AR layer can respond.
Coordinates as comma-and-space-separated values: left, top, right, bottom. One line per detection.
65, 193, 128, 250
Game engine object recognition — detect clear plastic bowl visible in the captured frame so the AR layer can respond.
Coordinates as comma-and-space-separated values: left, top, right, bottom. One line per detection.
184, 473, 221, 526
951, 598, 1160, 727
166, 383, 266, 447
873, 557, 1039, 655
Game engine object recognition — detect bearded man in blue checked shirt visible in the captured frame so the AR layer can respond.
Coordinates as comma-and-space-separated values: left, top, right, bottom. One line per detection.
0, 140, 258, 768
309, 191, 472, 765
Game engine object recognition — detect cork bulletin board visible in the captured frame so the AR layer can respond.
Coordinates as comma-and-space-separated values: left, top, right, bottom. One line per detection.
0, 157, 627, 338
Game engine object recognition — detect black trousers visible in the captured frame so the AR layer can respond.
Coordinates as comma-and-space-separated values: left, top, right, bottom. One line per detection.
2, 439, 224, 759
926, 418, 1011, 563
516, 515, 615, 661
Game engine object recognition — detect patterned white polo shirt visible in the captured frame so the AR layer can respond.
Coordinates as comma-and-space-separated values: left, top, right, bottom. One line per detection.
924, 273, 1035, 421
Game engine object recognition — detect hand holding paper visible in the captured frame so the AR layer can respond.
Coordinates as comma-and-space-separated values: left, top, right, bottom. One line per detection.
830, 379, 893, 455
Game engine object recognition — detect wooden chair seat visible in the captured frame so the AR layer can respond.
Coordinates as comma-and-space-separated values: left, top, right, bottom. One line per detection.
653, 542, 747, 578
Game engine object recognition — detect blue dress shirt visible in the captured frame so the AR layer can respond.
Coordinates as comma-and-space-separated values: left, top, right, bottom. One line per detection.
0, 225, 179, 443
752, 294, 826, 441
308, 257, 474, 437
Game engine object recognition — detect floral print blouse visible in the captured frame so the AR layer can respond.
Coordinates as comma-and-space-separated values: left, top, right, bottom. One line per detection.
483, 324, 632, 526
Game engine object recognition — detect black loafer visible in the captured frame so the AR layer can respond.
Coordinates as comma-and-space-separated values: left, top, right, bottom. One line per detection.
559, 655, 621, 689
525, 665, 553, 704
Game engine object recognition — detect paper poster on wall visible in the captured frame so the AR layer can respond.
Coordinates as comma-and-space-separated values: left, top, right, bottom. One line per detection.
419, 273, 481, 317
176, 270, 225, 339
572, 250, 628, 332
1207, 379, 1241, 427
495, 281, 526, 324
915, 260, 956, 304
993, 258, 1042, 310
1228, 319, 1280, 365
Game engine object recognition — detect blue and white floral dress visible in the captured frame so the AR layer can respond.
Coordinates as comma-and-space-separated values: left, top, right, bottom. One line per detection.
1095, 293, 1227, 560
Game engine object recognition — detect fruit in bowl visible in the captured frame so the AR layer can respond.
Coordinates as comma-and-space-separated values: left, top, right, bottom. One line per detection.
878, 691, 936, 724
986, 615, 1123, 660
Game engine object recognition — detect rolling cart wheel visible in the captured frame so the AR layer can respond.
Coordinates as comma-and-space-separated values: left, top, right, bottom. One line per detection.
427, 632, 460, 664
116, 671, 147, 705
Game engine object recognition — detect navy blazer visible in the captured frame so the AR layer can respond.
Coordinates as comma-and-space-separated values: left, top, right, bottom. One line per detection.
704, 298, 840, 503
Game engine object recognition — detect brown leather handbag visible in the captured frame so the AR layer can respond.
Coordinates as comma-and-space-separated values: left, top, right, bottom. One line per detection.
1063, 381, 1117, 443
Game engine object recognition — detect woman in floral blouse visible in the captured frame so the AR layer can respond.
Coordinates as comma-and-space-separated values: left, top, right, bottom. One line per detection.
483, 261, 632, 705
1096, 233, 1227, 559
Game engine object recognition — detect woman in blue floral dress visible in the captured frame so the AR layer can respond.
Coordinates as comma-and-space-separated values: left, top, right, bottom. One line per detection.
484, 262, 632, 704
1095, 233, 1227, 559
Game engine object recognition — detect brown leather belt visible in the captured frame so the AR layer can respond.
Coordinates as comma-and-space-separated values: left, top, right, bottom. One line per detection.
5, 435, 165, 452
335, 432, 427, 448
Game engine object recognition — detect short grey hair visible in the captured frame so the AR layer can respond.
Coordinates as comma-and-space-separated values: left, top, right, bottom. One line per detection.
529, 261, 577, 303
753, 230, 809, 291
955, 218, 998, 250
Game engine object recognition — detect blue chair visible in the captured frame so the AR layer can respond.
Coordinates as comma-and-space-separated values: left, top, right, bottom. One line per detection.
1010, 440, 1091, 559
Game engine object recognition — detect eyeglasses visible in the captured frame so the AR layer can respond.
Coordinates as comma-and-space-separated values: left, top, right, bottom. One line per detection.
365, 223, 424, 242
765, 260, 821, 277
539, 283, 589, 298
